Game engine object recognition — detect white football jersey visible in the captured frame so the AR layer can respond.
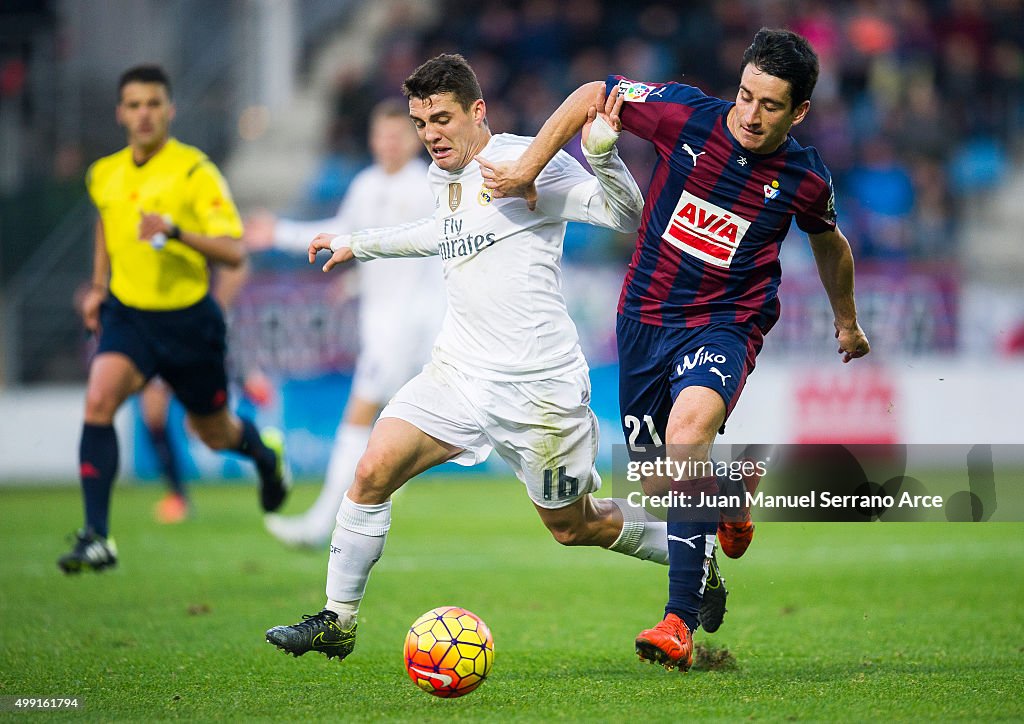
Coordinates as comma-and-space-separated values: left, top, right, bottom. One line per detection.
350, 133, 642, 381
274, 158, 441, 314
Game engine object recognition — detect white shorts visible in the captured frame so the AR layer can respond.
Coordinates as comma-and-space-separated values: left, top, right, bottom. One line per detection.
352, 291, 440, 404
379, 359, 602, 509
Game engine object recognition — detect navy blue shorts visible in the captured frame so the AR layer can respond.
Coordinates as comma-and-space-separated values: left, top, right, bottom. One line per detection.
616, 314, 764, 446
97, 294, 229, 415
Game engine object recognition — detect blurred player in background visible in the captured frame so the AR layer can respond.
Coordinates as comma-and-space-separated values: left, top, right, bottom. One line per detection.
245, 99, 442, 547
264, 53, 665, 663
480, 28, 871, 670
142, 260, 254, 524
58, 65, 290, 574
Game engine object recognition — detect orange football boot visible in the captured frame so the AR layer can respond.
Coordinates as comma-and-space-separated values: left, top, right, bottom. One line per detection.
155, 492, 190, 524
718, 452, 765, 558
718, 513, 754, 559
635, 613, 693, 671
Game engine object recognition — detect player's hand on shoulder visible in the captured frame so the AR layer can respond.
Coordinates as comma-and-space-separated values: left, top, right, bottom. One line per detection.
477, 155, 539, 211
835, 322, 870, 363
308, 233, 354, 272
582, 84, 623, 156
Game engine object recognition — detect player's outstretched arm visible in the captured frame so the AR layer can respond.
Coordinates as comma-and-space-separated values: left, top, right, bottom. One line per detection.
309, 216, 438, 272
309, 233, 355, 272
478, 81, 605, 210
808, 227, 870, 363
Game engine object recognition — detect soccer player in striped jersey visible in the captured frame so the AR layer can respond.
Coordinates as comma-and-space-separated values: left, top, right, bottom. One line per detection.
264, 53, 669, 664
58, 65, 290, 574
479, 29, 871, 670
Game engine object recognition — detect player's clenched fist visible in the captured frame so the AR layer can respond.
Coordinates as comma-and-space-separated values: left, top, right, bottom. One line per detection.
308, 233, 354, 272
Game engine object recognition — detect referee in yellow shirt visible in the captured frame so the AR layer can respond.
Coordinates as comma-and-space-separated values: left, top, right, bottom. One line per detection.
59, 65, 290, 573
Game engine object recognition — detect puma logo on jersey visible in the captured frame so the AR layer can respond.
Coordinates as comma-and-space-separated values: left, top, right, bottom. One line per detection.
662, 191, 750, 268
681, 144, 705, 166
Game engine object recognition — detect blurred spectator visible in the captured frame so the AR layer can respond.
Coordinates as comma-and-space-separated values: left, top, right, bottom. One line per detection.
298, 0, 1019, 264
5, 0, 1021, 269
845, 137, 916, 259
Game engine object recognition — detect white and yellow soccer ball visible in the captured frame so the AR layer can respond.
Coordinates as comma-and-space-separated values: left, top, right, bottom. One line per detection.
403, 606, 494, 698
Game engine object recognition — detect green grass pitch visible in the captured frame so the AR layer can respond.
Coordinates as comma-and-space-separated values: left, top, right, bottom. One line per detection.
1, 476, 1022, 721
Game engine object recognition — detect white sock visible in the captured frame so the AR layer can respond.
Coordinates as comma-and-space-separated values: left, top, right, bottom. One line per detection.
323, 599, 359, 628
306, 424, 372, 536
607, 498, 669, 565
325, 494, 391, 615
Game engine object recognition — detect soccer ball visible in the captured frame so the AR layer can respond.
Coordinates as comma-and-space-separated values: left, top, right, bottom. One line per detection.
403, 606, 494, 698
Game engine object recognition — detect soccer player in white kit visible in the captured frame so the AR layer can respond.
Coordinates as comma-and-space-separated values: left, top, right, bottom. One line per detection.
265, 54, 665, 662
245, 100, 444, 546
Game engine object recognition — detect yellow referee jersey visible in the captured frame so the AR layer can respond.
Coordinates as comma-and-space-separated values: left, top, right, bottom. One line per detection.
86, 138, 243, 310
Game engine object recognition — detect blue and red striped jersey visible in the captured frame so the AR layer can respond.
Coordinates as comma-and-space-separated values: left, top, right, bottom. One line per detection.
607, 76, 837, 331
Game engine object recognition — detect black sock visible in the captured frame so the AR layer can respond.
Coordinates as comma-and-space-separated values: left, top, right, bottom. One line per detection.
80, 423, 119, 538
235, 417, 274, 470
665, 475, 719, 633
148, 426, 185, 496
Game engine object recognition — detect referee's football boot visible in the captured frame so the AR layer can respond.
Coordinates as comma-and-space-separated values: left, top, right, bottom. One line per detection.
266, 609, 357, 660
635, 613, 693, 671
257, 427, 292, 513
698, 549, 728, 633
57, 529, 118, 574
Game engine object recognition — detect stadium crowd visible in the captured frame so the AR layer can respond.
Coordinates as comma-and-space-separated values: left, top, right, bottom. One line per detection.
305, 0, 1023, 263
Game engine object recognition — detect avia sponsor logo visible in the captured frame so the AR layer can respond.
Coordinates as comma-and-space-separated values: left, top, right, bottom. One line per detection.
675, 346, 728, 377
617, 80, 665, 103
662, 191, 749, 268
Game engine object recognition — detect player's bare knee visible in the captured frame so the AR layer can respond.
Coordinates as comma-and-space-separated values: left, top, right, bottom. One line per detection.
351, 453, 399, 503
545, 516, 599, 547
194, 426, 230, 451
82, 390, 119, 424
548, 523, 585, 546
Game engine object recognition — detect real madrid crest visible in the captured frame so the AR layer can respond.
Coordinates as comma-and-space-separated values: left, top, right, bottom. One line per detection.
478, 185, 493, 206
448, 182, 462, 212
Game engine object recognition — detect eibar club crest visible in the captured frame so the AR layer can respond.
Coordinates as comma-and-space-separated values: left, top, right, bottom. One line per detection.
763, 179, 780, 204
448, 182, 462, 212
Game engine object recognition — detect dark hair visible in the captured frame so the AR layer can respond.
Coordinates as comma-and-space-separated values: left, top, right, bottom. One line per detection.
401, 53, 482, 110
741, 29, 819, 107
118, 65, 172, 99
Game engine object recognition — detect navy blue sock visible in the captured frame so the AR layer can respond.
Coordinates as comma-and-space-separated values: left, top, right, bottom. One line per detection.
665, 475, 719, 633
148, 426, 185, 496
235, 417, 275, 470
80, 423, 119, 538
